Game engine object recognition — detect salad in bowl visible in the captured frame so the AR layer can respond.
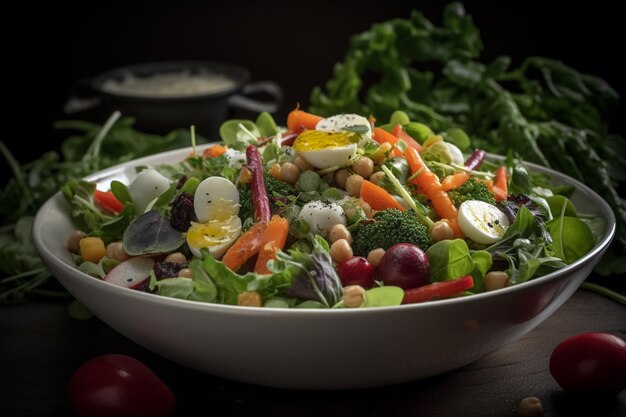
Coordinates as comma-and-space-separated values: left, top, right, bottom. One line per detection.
61, 108, 603, 310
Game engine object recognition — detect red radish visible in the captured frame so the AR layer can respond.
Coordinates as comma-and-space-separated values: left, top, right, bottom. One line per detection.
69, 354, 176, 417
377, 243, 429, 289
550, 332, 626, 394
104, 257, 154, 289
337, 257, 375, 288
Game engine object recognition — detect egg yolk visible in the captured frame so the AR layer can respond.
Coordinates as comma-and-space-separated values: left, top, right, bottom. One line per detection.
293, 130, 358, 152
187, 218, 238, 248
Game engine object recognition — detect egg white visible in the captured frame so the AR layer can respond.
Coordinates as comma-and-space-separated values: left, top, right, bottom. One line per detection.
458, 200, 509, 244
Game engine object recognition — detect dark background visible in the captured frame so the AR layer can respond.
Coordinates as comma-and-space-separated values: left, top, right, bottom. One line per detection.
1, 0, 625, 180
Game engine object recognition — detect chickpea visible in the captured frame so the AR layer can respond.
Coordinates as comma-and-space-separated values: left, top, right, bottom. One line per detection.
431, 220, 454, 242
353, 157, 374, 179
269, 163, 281, 180
335, 169, 350, 189
177, 268, 193, 278
67, 230, 87, 254
106, 241, 130, 262
329, 224, 352, 245
165, 252, 187, 264
293, 156, 313, 172
484, 271, 510, 291
238, 167, 252, 185
367, 248, 385, 267
329, 239, 353, 264
280, 162, 300, 185
345, 174, 364, 197
518, 397, 544, 417
343, 285, 366, 308
369, 171, 385, 185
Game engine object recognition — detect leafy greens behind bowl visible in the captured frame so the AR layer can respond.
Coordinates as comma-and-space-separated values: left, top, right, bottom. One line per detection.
0, 113, 203, 302
310, 2, 626, 275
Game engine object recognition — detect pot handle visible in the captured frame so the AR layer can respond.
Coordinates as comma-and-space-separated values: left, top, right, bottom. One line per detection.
227, 81, 283, 113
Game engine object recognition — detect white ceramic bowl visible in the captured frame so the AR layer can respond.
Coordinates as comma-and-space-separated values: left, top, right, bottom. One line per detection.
33, 147, 615, 389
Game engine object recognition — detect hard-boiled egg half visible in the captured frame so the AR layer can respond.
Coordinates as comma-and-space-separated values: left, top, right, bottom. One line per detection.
293, 130, 358, 170
186, 176, 242, 258
458, 200, 510, 244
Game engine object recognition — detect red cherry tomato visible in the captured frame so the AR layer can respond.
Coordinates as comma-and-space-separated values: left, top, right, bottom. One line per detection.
549, 332, 626, 394
337, 256, 375, 288
68, 354, 176, 417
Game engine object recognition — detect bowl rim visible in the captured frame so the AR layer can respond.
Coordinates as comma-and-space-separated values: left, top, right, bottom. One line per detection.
92, 60, 250, 102
32, 145, 616, 316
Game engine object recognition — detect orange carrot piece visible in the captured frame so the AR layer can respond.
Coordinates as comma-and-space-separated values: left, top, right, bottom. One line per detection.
203, 144, 228, 158
360, 180, 406, 211
441, 172, 470, 191
287, 108, 323, 133
222, 222, 268, 272
391, 124, 423, 153
373, 127, 402, 156
493, 166, 508, 202
254, 216, 290, 274
404, 147, 463, 238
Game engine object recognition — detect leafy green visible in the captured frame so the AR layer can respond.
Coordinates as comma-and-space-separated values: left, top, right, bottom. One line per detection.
275, 235, 343, 308
546, 216, 595, 264
123, 211, 184, 256
486, 206, 565, 284
0, 114, 204, 302
426, 239, 491, 290
361, 286, 404, 308
310, 2, 625, 274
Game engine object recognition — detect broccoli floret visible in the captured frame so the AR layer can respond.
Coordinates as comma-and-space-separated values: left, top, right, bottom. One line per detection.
448, 179, 495, 207
238, 174, 297, 224
351, 209, 431, 256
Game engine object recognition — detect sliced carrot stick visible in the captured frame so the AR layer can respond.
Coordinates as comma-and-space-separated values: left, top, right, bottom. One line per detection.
373, 127, 402, 156
492, 166, 508, 202
222, 222, 268, 272
287, 108, 323, 133
360, 180, 406, 211
391, 124, 423, 153
441, 172, 470, 191
202, 144, 228, 158
254, 216, 290, 274
404, 147, 463, 238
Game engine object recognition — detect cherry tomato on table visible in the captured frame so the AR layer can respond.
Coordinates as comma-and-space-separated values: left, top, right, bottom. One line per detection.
68, 354, 176, 417
549, 332, 626, 394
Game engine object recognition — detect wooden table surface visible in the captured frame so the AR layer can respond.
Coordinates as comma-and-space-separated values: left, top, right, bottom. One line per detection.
2, 288, 625, 417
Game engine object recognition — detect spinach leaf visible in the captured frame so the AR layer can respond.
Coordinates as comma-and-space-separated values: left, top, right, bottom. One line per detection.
427, 239, 474, 282
546, 216, 594, 264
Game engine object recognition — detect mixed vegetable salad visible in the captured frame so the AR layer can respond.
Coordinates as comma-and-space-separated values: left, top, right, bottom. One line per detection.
63, 108, 602, 308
